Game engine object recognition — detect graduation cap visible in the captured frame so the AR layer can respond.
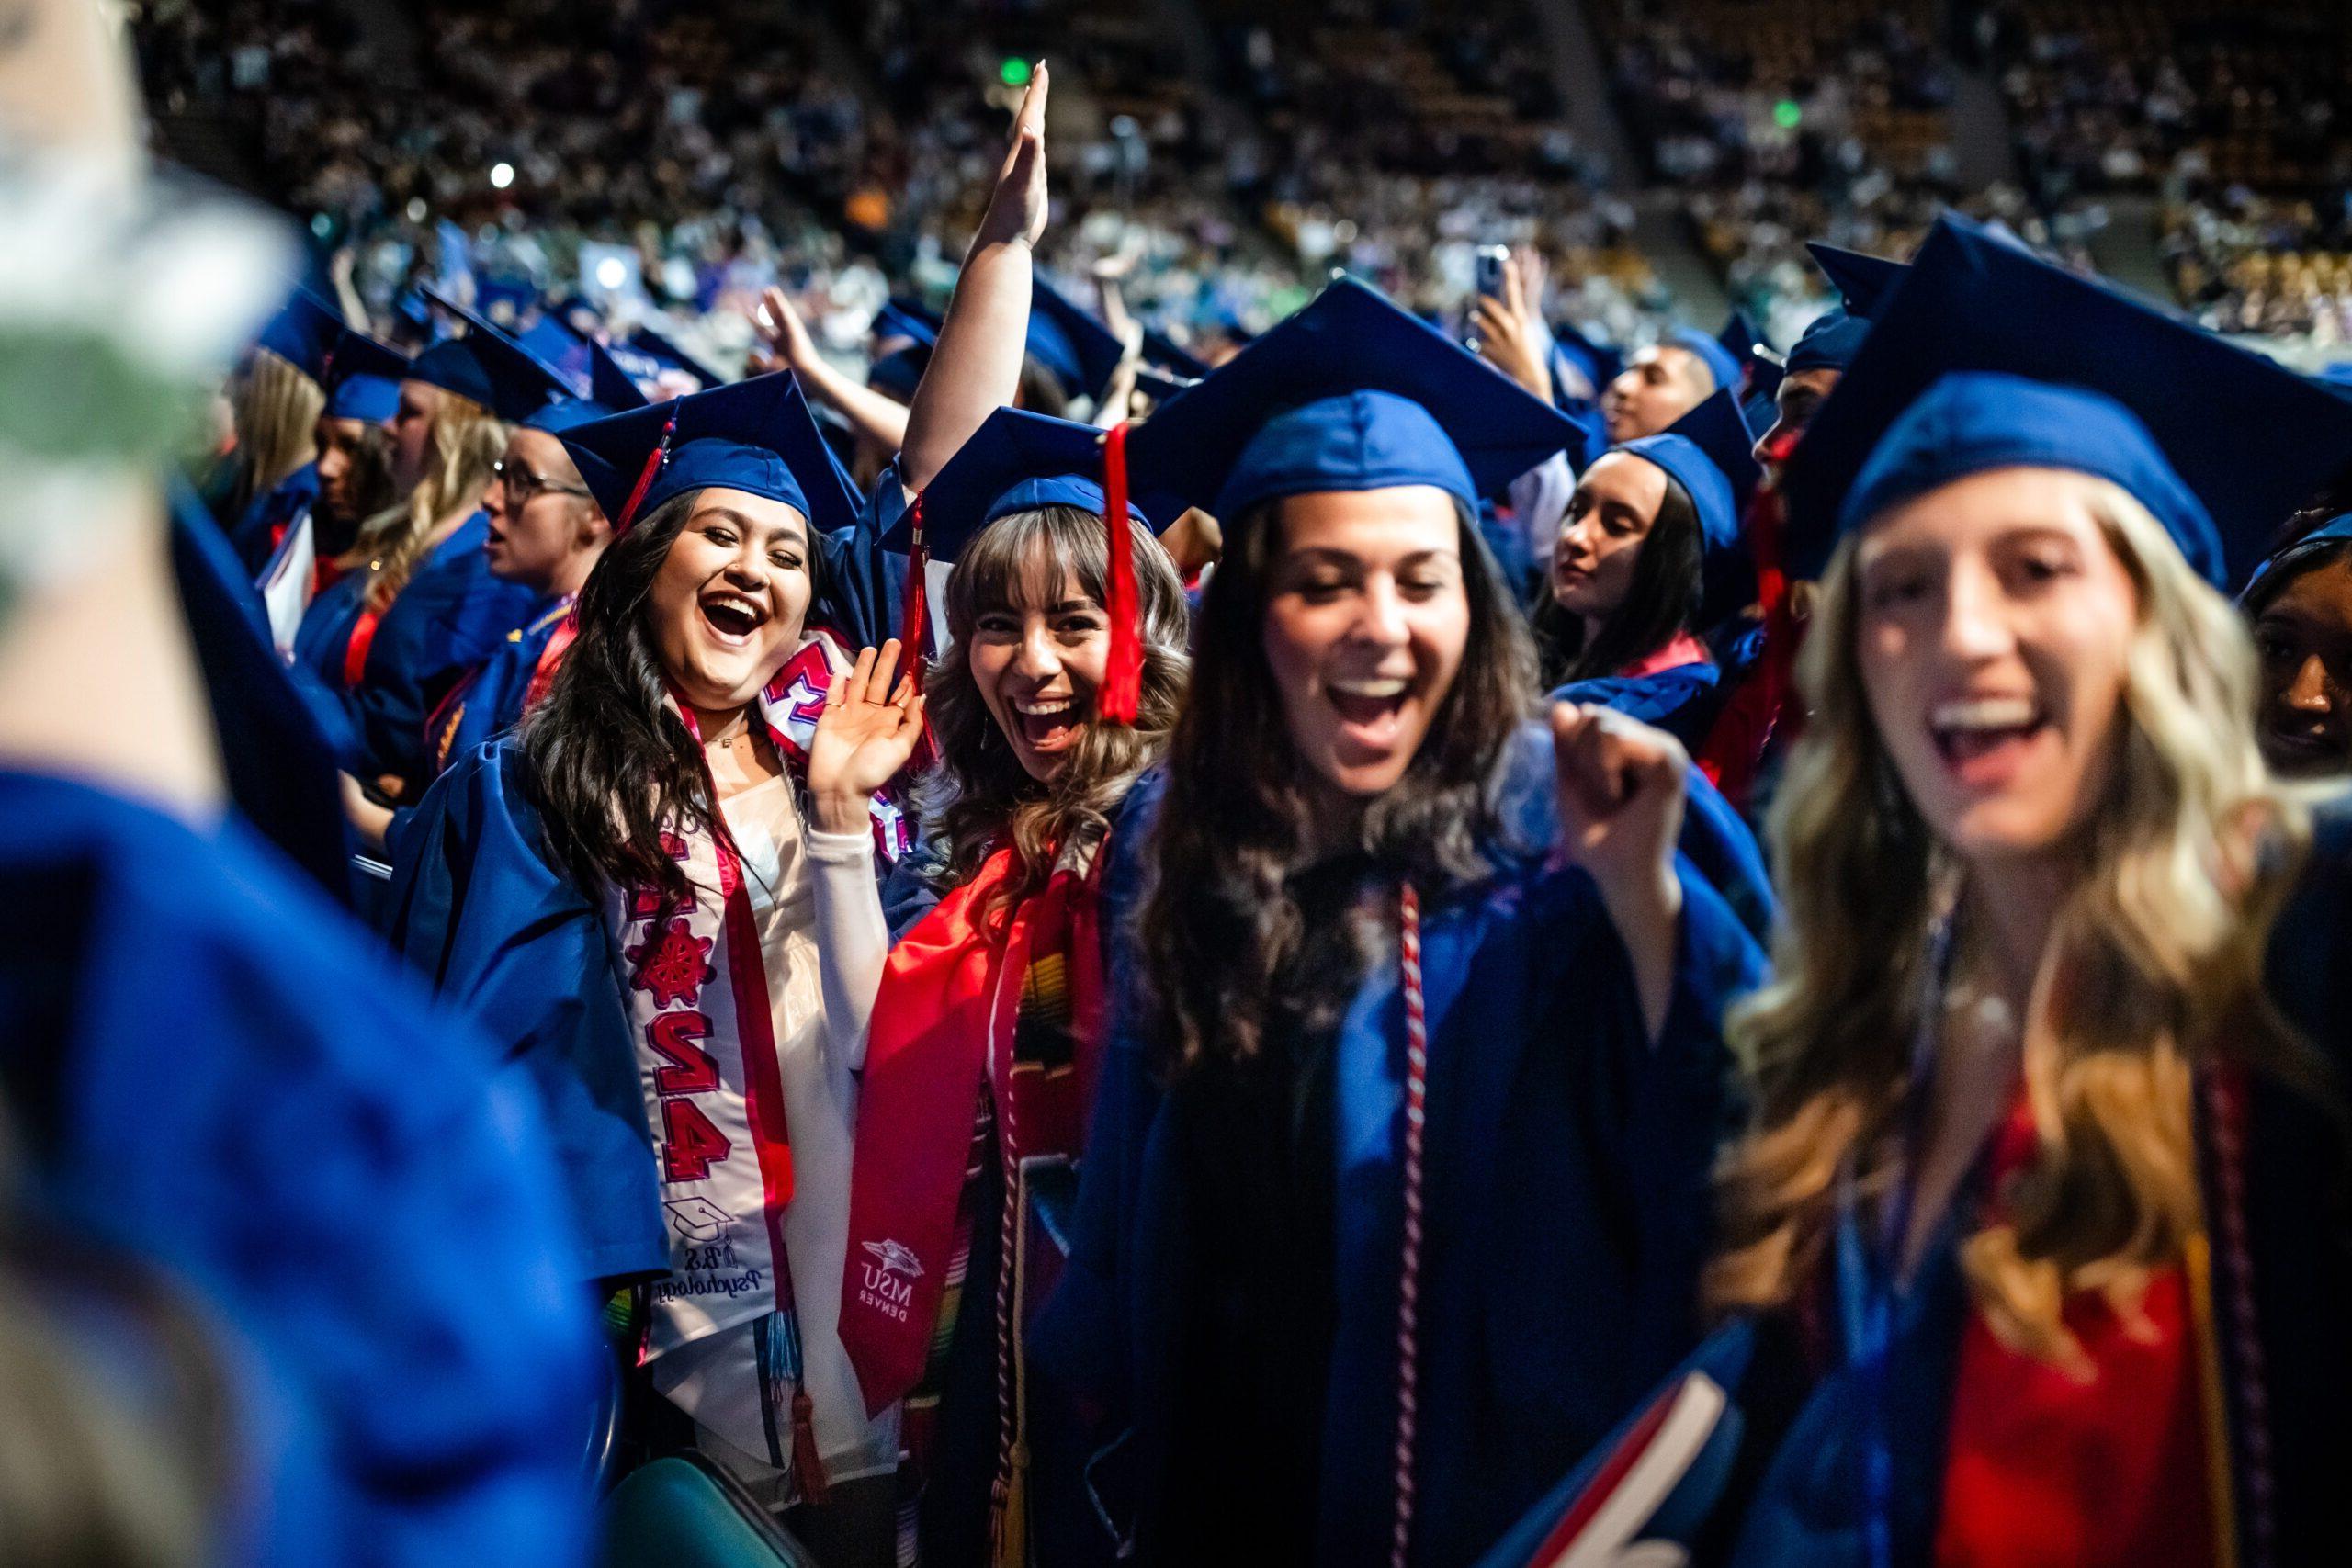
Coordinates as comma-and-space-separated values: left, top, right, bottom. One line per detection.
1142, 327, 1210, 381
406, 287, 573, 423
867, 343, 932, 403
1667, 325, 1745, 400
1550, 319, 1624, 400
1654, 389, 1762, 524
254, 288, 346, 382
1125, 276, 1586, 525
1781, 213, 2352, 590
885, 407, 1159, 562
1804, 242, 1908, 321
1027, 276, 1127, 406
871, 297, 942, 353
518, 313, 595, 392
627, 324, 725, 392
556, 371, 858, 541
321, 328, 410, 424
2242, 511, 2352, 600
1784, 310, 1872, 376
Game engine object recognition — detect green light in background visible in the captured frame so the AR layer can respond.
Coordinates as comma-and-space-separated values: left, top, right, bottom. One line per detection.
1773, 99, 1803, 130
1001, 58, 1033, 88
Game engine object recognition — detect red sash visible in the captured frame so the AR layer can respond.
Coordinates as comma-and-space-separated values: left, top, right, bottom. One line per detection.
1934, 1096, 2221, 1568
838, 845, 1107, 1416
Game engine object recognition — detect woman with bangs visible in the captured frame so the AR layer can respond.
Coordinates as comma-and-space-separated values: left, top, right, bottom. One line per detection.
1502, 223, 2352, 1568
828, 64, 1200, 1561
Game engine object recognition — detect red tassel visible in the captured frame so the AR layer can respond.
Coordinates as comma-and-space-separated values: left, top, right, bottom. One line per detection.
1098, 421, 1142, 725
899, 493, 930, 696
789, 1388, 832, 1505
614, 409, 678, 536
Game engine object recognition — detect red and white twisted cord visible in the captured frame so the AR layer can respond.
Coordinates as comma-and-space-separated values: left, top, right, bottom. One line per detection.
1390, 883, 1429, 1568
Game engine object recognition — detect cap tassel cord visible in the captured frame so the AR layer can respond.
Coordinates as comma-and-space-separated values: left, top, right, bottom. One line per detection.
1099, 421, 1142, 724
899, 492, 931, 695
615, 408, 679, 536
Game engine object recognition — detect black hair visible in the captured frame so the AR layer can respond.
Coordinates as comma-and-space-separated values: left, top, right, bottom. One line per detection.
1533, 468, 1703, 689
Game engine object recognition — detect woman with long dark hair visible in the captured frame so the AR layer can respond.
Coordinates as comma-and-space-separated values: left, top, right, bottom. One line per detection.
1535, 391, 1760, 749
1032, 279, 1769, 1566
2241, 510, 2352, 778
387, 374, 926, 1562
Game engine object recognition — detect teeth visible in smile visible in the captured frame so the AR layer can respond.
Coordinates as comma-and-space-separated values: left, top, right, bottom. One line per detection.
1931, 696, 2039, 733
702, 593, 764, 630
1014, 698, 1072, 716
1329, 678, 1409, 699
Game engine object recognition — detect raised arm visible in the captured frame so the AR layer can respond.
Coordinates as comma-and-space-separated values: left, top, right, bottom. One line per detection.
897, 63, 1051, 493
754, 286, 911, 457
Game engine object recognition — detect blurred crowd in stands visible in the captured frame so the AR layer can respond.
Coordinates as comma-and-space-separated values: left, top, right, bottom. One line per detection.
130, 0, 2352, 363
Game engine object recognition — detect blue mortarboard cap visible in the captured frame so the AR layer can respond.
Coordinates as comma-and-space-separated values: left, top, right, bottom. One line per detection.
1127, 278, 1583, 524
1550, 320, 1623, 398
883, 408, 1159, 563
1668, 325, 1745, 399
1142, 328, 1210, 381
1656, 389, 1762, 525
413, 286, 577, 423
867, 344, 932, 403
1786, 309, 1872, 376
872, 298, 942, 353
1719, 310, 1781, 404
523, 341, 650, 435
1838, 374, 2220, 581
1805, 242, 1909, 321
1027, 276, 1126, 404
627, 325, 725, 392
557, 372, 857, 537
1784, 214, 2352, 589
2242, 512, 2352, 598
254, 288, 345, 381
1616, 433, 1738, 555
519, 315, 594, 391
321, 328, 410, 423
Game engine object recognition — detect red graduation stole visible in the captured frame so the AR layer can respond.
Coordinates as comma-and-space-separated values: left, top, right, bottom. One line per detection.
838, 842, 1108, 1416
1933, 1086, 2236, 1568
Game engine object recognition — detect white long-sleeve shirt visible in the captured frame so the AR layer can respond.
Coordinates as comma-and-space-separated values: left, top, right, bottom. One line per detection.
635, 775, 899, 1495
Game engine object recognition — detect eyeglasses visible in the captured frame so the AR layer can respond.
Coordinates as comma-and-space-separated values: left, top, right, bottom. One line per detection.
492, 458, 592, 507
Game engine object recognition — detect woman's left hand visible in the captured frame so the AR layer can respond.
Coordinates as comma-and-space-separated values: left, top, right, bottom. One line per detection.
807, 640, 925, 833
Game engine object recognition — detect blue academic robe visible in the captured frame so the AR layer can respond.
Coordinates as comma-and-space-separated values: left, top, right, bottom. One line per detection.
1031, 727, 1770, 1566
293, 569, 369, 693
349, 513, 540, 795
1480, 805, 2352, 1568
1553, 661, 1724, 753
168, 478, 358, 898
0, 769, 603, 1566
228, 460, 322, 577
382, 740, 671, 1284
428, 594, 573, 777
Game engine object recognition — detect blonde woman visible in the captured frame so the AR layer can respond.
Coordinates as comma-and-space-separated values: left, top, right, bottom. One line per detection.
297, 319, 563, 803
1483, 219, 2352, 1568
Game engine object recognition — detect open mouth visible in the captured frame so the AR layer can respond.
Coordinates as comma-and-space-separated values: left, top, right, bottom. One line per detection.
1928, 695, 2050, 785
1327, 676, 1413, 745
1012, 693, 1086, 750
699, 590, 768, 647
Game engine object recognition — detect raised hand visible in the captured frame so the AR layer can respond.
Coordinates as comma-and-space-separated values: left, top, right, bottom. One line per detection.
1553, 703, 1688, 1039
753, 286, 820, 375
1473, 251, 1554, 405
806, 640, 925, 834
973, 62, 1050, 253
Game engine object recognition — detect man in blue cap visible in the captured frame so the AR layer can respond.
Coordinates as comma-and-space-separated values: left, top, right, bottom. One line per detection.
1600, 324, 1741, 446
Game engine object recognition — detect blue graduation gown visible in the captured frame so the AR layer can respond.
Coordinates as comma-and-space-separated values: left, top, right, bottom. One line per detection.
228, 460, 321, 577
349, 513, 539, 794
1553, 660, 1724, 752
428, 593, 572, 778
167, 478, 358, 898
293, 569, 369, 693
1032, 727, 1770, 1566
0, 769, 602, 1566
381, 740, 670, 1283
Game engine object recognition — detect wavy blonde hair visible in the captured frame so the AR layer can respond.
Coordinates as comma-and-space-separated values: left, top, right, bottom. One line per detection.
344, 389, 503, 611
1707, 478, 2313, 1368
227, 346, 323, 516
